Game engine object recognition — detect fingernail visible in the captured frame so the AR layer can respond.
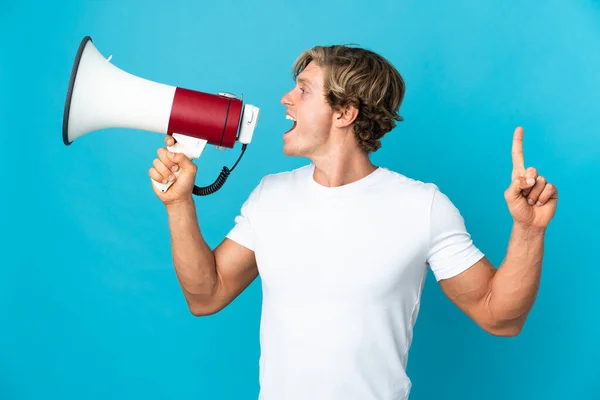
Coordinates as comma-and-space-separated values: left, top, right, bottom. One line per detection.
528, 198, 534, 205
169, 174, 174, 180
527, 178, 535, 185
162, 179, 167, 184
536, 201, 542, 206
171, 165, 178, 171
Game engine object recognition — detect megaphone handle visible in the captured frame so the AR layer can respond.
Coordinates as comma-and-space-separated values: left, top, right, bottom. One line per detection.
151, 134, 207, 193
151, 168, 181, 193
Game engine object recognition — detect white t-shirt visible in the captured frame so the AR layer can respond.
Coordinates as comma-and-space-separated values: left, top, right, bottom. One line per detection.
226, 163, 484, 400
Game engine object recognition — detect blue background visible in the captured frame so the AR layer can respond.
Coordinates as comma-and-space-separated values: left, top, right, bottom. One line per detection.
1, 0, 599, 399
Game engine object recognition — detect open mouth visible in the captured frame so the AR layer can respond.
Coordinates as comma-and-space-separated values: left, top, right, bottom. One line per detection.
285, 114, 297, 134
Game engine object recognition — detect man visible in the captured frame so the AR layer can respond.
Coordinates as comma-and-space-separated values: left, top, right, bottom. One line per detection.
148, 45, 558, 399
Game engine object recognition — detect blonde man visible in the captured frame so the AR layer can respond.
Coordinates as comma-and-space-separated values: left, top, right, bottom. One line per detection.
149, 45, 558, 400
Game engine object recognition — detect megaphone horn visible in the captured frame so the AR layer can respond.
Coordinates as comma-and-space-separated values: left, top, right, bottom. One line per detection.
62, 36, 260, 195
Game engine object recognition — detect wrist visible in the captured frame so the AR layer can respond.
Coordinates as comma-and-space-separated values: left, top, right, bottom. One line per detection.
165, 197, 195, 213
513, 221, 546, 238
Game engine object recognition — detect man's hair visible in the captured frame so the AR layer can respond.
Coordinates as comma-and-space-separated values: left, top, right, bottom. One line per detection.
292, 45, 406, 153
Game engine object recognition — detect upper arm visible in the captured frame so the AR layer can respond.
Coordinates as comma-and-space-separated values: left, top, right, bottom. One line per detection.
438, 256, 497, 331
200, 176, 264, 314
208, 238, 259, 313
425, 186, 498, 331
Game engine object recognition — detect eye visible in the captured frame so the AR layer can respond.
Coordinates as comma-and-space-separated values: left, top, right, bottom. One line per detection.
298, 87, 306, 94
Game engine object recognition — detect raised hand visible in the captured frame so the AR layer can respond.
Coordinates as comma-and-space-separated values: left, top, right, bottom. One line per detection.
504, 127, 558, 231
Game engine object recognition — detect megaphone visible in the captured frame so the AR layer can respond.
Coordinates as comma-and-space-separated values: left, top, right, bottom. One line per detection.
62, 36, 259, 195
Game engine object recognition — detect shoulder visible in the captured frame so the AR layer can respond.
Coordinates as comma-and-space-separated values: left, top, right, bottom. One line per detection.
244, 164, 312, 201
375, 167, 440, 204
378, 169, 467, 224
265, 163, 313, 182
256, 164, 313, 191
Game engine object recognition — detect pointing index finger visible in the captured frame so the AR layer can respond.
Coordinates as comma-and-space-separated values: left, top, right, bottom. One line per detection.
512, 126, 525, 178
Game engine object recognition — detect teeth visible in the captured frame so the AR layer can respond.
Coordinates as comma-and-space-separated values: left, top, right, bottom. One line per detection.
286, 115, 296, 121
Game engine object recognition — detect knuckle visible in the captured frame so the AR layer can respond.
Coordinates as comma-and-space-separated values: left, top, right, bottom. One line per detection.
149, 169, 160, 180
158, 148, 172, 163
158, 148, 170, 161
153, 159, 166, 173
520, 177, 529, 187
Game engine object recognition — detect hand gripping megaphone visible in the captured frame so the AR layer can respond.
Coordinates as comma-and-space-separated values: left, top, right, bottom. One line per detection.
62, 36, 259, 195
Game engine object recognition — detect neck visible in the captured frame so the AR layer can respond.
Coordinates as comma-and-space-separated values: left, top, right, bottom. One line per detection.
310, 147, 377, 187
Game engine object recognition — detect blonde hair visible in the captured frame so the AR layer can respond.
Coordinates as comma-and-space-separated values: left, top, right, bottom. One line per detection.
292, 45, 406, 153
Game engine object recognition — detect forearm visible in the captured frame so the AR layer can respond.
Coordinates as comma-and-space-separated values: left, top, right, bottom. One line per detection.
488, 223, 545, 327
166, 199, 218, 303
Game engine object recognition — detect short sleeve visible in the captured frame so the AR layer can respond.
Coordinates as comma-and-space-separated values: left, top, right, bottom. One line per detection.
225, 179, 264, 251
427, 187, 484, 281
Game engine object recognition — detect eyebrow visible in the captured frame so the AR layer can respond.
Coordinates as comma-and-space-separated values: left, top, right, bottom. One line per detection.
296, 77, 313, 88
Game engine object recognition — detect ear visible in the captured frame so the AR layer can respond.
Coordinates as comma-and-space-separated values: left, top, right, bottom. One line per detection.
334, 104, 359, 128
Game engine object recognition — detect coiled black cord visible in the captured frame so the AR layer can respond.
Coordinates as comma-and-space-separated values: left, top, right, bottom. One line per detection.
192, 144, 247, 196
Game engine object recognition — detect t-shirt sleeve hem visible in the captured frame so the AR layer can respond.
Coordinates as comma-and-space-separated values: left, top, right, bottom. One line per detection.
431, 249, 485, 281
225, 229, 255, 252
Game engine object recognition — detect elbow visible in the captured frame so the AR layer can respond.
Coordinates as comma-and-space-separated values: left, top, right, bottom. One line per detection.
182, 281, 223, 316
184, 293, 222, 317
487, 325, 522, 337
189, 307, 218, 317
483, 318, 525, 337
188, 301, 221, 317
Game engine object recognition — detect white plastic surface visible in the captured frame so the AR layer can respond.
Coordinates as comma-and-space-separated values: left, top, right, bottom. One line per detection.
67, 40, 176, 142
237, 104, 259, 144
151, 134, 208, 193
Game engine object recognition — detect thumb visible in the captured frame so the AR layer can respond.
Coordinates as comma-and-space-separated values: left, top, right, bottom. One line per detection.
506, 176, 536, 202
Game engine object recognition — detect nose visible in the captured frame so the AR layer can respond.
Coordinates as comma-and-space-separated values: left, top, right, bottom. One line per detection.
280, 89, 294, 106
